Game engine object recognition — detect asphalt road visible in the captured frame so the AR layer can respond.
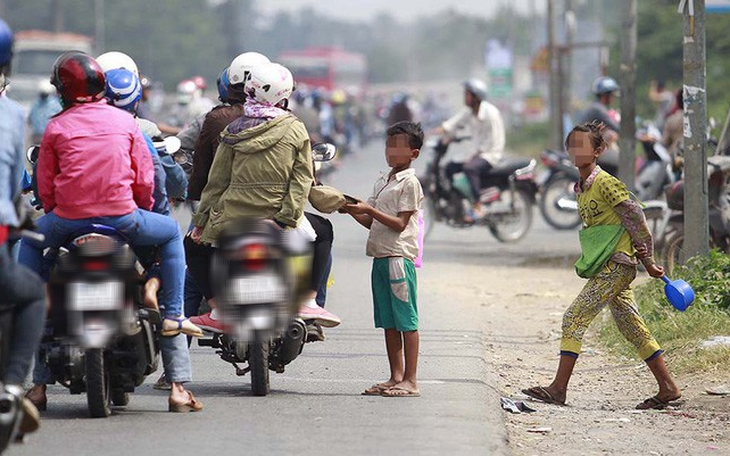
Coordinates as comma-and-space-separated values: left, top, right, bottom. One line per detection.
15, 140, 578, 456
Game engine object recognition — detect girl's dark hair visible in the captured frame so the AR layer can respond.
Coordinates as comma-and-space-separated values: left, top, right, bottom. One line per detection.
565, 120, 608, 151
387, 121, 424, 150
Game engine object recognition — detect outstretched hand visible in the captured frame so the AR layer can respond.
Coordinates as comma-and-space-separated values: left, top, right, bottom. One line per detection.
345, 201, 372, 215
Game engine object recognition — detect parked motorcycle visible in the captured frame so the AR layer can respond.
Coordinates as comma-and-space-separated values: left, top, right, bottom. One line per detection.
661, 155, 730, 274
25, 146, 160, 418
420, 138, 538, 242
196, 143, 338, 396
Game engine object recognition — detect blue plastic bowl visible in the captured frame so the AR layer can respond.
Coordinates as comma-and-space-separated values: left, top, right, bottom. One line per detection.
661, 276, 695, 311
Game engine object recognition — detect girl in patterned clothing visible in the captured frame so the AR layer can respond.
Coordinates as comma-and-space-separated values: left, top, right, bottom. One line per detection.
523, 121, 681, 410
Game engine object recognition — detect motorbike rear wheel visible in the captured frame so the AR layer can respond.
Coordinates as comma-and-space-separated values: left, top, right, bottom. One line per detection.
539, 174, 581, 230
85, 349, 111, 418
249, 341, 270, 396
489, 188, 534, 243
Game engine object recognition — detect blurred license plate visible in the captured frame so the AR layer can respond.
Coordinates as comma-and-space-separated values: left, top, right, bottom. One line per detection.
68, 281, 123, 311
228, 275, 286, 304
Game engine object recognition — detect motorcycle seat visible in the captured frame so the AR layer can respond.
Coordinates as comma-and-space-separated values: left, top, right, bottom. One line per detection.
486, 158, 534, 177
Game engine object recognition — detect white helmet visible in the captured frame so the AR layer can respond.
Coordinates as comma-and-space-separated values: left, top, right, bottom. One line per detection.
228, 52, 270, 85
96, 51, 139, 76
246, 62, 294, 106
38, 79, 55, 95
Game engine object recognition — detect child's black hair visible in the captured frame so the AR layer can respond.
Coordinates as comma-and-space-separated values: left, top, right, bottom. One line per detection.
386, 121, 424, 150
565, 120, 608, 152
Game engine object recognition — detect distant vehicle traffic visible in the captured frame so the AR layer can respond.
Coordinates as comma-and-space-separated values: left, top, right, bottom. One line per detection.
9, 30, 94, 109
279, 47, 367, 96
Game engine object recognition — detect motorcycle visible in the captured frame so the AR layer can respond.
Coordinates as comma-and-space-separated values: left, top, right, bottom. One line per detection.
25, 147, 160, 418
0, 225, 45, 453
196, 143, 338, 396
661, 155, 730, 274
539, 124, 674, 230
419, 138, 538, 242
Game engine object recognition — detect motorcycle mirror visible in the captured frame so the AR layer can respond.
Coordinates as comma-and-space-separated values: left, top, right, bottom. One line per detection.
26, 145, 40, 165
312, 143, 337, 162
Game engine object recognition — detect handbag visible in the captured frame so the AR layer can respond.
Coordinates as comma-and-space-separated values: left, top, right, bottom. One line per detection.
308, 184, 346, 214
574, 224, 626, 278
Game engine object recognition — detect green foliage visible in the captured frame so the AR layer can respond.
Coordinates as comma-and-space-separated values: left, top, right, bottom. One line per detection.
598, 251, 730, 373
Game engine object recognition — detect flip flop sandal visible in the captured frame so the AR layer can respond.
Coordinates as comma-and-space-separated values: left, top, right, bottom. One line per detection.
521, 386, 566, 406
381, 386, 420, 398
168, 390, 204, 413
635, 395, 679, 410
362, 384, 390, 396
161, 317, 204, 338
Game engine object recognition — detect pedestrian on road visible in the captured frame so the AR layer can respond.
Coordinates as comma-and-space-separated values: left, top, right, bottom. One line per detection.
522, 121, 681, 410
344, 121, 424, 398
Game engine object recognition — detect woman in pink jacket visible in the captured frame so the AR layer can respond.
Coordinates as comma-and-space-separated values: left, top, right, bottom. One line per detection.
20, 52, 203, 413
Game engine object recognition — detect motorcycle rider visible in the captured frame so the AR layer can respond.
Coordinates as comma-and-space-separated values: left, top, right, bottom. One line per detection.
185, 52, 269, 332
28, 80, 62, 144
0, 17, 44, 436
579, 77, 620, 139
20, 51, 203, 413
437, 78, 505, 221
189, 62, 340, 328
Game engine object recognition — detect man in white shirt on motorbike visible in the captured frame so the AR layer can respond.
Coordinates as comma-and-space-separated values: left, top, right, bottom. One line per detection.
437, 79, 505, 221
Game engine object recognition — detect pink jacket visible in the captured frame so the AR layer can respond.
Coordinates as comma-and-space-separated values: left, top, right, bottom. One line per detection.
38, 100, 154, 219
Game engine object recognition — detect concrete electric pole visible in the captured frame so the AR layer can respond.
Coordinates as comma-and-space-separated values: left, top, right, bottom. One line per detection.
680, 0, 709, 259
618, 0, 637, 191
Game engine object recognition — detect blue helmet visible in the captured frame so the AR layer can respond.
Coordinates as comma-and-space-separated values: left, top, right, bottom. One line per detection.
216, 66, 230, 102
104, 68, 141, 111
0, 18, 13, 71
592, 76, 619, 96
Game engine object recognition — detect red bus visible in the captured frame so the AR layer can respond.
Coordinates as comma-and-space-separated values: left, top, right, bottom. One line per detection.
278, 47, 367, 96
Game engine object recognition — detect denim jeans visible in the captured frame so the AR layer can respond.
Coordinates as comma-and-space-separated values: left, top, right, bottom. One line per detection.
0, 243, 46, 385
18, 209, 185, 318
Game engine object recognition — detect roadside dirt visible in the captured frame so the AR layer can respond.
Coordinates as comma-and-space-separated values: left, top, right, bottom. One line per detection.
427, 259, 730, 456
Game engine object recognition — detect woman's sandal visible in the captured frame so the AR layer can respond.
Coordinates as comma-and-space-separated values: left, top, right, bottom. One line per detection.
521, 386, 566, 406
362, 383, 391, 396
161, 317, 204, 338
635, 395, 681, 410
168, 390, 204, 413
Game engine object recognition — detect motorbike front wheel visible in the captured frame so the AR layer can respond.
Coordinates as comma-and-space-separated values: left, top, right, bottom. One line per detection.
539, 174, 581, 230
85, 349, 111, 418
249, 341, 270, 396
489, 188, 534, 243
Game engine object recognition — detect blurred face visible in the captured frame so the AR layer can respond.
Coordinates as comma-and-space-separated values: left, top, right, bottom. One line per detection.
385, 134, 419, 169
464, 89, 475, 107
567, 131, 600, 168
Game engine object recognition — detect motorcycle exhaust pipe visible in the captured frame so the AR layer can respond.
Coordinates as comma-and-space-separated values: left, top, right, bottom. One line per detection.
277, 319, 307, 366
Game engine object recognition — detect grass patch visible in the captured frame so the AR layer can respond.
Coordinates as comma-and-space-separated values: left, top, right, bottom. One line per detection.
598, 251, 730, 374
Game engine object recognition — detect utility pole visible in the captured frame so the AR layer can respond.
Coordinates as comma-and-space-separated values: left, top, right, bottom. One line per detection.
94, 0, 105, 52
52, 0, 65, 33
618, 0, 637, 191
547, 0, 563, 150
563, 0, 576, 129
681, 0, 709, 259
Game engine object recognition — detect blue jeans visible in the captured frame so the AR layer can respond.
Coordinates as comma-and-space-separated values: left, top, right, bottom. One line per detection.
0, 244, 46, 385
18, 209, 185, 318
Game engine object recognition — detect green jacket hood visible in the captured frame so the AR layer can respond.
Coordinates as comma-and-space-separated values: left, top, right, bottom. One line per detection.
221, 114, 298, 154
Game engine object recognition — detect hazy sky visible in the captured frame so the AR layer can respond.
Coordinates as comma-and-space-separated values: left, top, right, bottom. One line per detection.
256, 0, 545, 22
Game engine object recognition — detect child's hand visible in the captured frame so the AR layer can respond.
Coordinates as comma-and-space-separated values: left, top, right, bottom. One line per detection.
646, 263, 665, 278
345, 201, 371, 215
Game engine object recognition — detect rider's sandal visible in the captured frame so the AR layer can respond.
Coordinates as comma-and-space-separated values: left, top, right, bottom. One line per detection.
161, 317, 204, 338
168, 390, 204, 413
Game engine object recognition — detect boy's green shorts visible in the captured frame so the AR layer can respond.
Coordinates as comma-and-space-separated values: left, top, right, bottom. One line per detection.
371, 257, 418, 332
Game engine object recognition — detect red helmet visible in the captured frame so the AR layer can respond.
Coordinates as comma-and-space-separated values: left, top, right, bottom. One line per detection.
51, 51, 106, 105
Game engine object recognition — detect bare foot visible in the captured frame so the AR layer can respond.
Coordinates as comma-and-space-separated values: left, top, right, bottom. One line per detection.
381, 380, 420, 397
362, 379, 401, 395
522, 385, 566, 405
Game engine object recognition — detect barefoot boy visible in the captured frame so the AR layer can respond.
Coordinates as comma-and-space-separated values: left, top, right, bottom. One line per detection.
345, 121, 424, 397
